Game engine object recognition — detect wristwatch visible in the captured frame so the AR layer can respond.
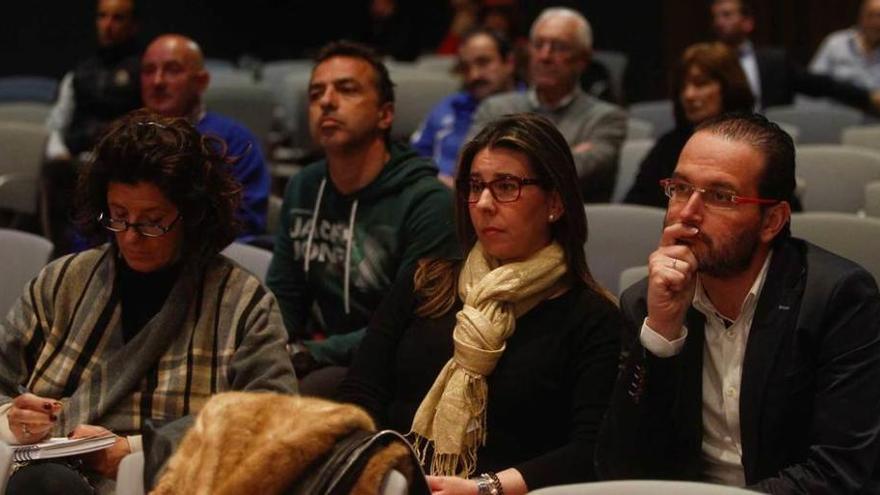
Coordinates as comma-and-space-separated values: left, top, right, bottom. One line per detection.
474, 472, 503, 495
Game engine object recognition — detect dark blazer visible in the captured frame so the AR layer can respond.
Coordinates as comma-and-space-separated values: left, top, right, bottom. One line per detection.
756, 47, 870, 110
596, 238, 880, 494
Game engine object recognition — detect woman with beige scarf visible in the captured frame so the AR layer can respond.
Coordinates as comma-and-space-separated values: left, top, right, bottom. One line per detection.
338, 113, 622, 494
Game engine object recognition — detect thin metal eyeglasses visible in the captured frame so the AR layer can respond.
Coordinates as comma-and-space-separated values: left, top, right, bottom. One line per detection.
98, 212, 182, 237
530, 38, 575, 55
659, 179, 779, 209
463, 175, 543, 204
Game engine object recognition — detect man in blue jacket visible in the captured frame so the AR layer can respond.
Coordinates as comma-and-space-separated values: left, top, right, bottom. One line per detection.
140, 34, 269, 240
410, 28, 517, 186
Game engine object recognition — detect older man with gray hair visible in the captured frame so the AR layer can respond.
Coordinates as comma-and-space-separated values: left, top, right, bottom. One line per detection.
467, 7, 627, 203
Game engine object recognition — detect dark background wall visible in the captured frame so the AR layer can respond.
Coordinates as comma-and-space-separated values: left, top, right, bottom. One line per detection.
0, 0, 864, 102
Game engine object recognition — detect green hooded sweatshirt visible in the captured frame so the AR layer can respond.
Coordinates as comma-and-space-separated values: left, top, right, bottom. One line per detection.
267, 143, 458, 365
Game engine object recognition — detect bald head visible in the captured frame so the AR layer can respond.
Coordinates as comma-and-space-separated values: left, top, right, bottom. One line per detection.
141, 35, 209, 117
96, 0, 136, 47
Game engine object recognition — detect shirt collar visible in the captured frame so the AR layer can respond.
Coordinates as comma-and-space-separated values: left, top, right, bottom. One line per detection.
693, 251, 773, 325
451, 91, 479, 111
738, 40, 755, 58
188, 103, 207, 125
527, 86, 581, 111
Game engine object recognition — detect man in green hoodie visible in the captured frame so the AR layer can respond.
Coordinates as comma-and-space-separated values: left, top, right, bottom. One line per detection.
267, 41, 458, 385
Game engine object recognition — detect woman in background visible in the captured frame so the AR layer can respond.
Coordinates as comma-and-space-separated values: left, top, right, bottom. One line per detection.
625, 42, 754, 207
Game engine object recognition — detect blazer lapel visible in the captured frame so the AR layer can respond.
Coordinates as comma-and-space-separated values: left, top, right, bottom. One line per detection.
739, 243, 806, 480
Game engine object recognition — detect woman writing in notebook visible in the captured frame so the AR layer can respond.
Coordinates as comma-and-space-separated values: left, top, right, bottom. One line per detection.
0, 110, 296, 494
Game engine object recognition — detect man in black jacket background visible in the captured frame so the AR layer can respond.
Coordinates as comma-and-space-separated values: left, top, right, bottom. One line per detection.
711, 0, 880, 111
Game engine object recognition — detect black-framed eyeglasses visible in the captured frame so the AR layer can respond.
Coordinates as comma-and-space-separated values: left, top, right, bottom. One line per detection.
463, 175, 543, 204
98, 212, 182, 237
659, 179, 780, 210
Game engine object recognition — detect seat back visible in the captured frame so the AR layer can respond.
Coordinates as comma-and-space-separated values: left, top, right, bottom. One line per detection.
0, 229, 53, 315
0, 76, 58, 103
389, 68, 459, 142
841, 124, 880, 151
279, 71, 314, 153
414, 54, 457, 73
584, 204, 666, 294
593, 50, 628, 104
0, 102, 52, 124
776, 121, 800, 144
221, 242, 273, 283
613, 139, 655, 203
628, 100, 674, 137
866, 181, 880, 218
619, 265, 649, 296
765, 104, 863, 144
0, 122, 49, 216
530, 480, 758, 494
791, 212, 880, 283
203, 82, 276, 150
795, 144, 880, 213
116, 451, 146, 495
626, 118, 654, 140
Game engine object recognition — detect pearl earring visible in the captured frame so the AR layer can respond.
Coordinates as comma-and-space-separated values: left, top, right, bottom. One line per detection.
549, 214, 555, 221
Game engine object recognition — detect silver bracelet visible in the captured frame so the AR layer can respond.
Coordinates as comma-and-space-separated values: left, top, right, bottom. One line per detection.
474, 472, 503, 495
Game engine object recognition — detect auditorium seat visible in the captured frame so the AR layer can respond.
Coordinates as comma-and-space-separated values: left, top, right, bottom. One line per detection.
584, 204, 665, 294
791, 212, 880, 283
628, 100, 674, 137
766, 104, 863, 144
0, 229, 53, 315
795, 144, 880, 213
613, 139, 655, 203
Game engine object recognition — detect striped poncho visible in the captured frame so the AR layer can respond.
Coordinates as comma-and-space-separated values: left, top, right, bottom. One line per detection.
0, 244, 297, 437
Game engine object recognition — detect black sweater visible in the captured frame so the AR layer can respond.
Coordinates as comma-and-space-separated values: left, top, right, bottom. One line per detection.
337, 268, 623, 490
624, 126, 692, 208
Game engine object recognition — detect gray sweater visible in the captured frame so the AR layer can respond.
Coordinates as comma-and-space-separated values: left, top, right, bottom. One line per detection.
468, 88, 628, 202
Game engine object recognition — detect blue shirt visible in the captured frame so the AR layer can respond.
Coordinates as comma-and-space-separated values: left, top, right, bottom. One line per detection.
410, 91, 478, 178
197, 112, 270, 240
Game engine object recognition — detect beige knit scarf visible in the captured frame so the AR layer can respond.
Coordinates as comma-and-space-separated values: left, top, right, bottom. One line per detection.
410, 241, 568, 477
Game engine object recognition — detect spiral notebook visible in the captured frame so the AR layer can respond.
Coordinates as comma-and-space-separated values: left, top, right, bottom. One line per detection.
11, 433, 117, 462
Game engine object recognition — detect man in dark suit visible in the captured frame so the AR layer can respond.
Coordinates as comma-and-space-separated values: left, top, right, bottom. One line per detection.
711, 0, 880, 111
597, 113, 880, 494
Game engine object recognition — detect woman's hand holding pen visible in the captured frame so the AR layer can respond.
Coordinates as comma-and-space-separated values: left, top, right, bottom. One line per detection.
8, 387, 62, 444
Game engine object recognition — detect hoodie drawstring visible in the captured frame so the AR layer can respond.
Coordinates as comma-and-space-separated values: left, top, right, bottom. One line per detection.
303, 178, 326, 274
302, 176, 358, 315
344, 199, 359, 315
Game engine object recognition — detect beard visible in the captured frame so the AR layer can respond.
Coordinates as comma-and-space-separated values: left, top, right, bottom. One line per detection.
670, 220, 762, 278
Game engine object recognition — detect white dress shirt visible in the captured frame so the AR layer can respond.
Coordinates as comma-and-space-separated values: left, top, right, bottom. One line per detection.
640, 253, 773, 486
738, 41, 762, 110
810, 27, 880, 90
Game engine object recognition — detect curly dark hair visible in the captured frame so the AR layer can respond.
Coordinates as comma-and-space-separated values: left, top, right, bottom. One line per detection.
76, 109, 242, 265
